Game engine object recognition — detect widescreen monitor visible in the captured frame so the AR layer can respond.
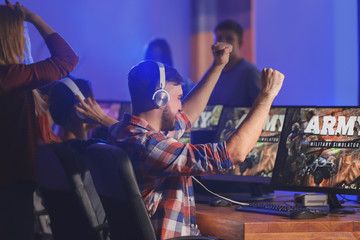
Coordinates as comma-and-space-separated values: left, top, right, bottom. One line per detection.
198, 106, 286, 201
272, 107, 360, 212
89, 101, 132, 140
180, 105, 223, 144
97, 100, 132, 121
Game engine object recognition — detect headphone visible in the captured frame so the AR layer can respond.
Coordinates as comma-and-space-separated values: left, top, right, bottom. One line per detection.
59, 77, 88, 120
152, 62, 170, 108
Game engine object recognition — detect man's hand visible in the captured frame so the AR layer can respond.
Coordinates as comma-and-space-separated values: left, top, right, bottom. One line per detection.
182, 42, 232, 124
259, 68, 285, 99
226, 68, 284, 165
211, 42, 232, 67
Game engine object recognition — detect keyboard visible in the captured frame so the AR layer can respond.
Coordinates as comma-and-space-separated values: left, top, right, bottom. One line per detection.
235, 203, 329, 219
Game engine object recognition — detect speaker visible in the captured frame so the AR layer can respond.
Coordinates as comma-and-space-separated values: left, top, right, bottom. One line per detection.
59, 77, 88, 120
152, 62, 170, 108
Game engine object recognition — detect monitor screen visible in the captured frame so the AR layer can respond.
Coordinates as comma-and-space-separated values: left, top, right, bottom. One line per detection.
89, 101, 132, 140
179, 105, 223, 144
202, 106, 286, 183
97, 100, 132, 121
272, 107, 360, 195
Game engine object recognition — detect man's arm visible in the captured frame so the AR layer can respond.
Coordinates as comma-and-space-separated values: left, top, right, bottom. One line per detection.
182, 43, 232, 124
226, 68, 285, 165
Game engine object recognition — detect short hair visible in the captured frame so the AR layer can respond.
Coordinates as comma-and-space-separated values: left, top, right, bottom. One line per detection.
144, 38, 173, 67
214, 19, 243, 41
128, 61, 183, 108
49, 76, 93, 126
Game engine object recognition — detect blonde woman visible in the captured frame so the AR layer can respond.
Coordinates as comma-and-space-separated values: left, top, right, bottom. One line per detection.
0, 1, 78, 239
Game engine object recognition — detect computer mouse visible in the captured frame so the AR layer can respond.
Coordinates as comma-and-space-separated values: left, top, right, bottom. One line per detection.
289, 209, 317, 219
209, 198, 232, 207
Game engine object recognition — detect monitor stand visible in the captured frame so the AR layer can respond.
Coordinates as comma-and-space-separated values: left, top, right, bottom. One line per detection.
327, 193, 356, 214
218, 183, 275, 202
194, 182, 275, 203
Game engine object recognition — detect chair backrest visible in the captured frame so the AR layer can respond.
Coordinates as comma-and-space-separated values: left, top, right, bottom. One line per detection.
85, 143, 157, 240
36, 142, 109, 240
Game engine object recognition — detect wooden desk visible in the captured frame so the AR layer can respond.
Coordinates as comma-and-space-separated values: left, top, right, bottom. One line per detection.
196, 203, 360, 240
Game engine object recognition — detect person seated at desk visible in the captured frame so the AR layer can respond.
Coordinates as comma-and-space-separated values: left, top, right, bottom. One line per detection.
76, 43, 284, 239
36, 77, 103, 191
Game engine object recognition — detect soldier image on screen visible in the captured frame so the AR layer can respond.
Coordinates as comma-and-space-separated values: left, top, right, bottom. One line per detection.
280, 108, 360, 189
299, 156, 337, 185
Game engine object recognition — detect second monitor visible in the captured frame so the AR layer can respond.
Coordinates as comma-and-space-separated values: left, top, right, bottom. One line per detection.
198, 106, 286, 202
272, 107, 360, 213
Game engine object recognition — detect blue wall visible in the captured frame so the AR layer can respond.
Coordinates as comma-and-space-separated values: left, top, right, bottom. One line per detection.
18, 0, 358, 105
21, 0, 191, 101
255, 0, 358, 106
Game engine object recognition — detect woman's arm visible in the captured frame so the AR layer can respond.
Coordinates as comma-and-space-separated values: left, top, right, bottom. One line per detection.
0, 1, 79, 93
7, 1, 55, 38
75, 96, 119, 127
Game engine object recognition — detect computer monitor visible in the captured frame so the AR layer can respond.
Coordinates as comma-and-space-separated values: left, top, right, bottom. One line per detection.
272, 107, 360, 213
89, 100, 132, 140
198, 106, 287, 202
179, 105, 223, 144
97, 100, 132, 121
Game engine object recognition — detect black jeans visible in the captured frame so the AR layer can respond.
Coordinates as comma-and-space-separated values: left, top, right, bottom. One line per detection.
0, 181, 36, 240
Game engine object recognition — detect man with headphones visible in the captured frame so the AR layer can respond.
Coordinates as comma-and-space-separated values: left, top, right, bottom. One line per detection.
77, 42, 284, 239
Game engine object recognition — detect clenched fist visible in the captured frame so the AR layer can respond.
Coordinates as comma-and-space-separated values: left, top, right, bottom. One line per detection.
260, 68, 285, 99
211, 42, 233, 67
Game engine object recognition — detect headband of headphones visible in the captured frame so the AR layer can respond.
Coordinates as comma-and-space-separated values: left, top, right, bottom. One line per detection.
59, 77, 86, 101
59, 77, 87, 120
157, 62, 166, 90
151, 61, 170, 108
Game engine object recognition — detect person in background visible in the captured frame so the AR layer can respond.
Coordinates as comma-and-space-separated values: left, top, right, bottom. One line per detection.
208, 19, 261, 107
144, 38, 194, 96
0, 1, 79, 239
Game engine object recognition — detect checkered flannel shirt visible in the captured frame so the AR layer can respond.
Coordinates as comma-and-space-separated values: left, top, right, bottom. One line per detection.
109, 112, 233, 239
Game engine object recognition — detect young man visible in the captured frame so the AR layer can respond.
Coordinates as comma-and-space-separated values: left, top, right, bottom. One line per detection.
208, 19, 261, 107
77, 42, 284, 239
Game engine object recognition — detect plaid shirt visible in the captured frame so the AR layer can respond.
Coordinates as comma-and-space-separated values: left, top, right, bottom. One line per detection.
109, 112, 232, 239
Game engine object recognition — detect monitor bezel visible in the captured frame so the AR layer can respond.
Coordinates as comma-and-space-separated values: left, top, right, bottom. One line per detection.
201, 105, 288, 184
271, 105, 360, 196
96, 100, 132, 121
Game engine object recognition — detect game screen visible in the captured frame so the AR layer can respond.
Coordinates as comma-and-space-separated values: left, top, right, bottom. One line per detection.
215, 107, 286, 177
88, 101, 132, 140
179, 105, 223, 144
97, 101, 132, 121
272, 107, 360, 192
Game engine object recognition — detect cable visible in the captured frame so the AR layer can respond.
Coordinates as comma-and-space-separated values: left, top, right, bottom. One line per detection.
191, 176, 249, 206
293, 192, 315, 199
339, 194, 360, 204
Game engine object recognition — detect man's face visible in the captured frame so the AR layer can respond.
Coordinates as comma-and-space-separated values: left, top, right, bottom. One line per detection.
161, 82, 183, 131
215, 29, 242, 60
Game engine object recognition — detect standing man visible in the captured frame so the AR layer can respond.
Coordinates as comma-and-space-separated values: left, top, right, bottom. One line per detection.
208, 19, 261, 107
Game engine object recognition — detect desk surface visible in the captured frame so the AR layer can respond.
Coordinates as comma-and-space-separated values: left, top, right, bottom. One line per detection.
195, 195, 360, 240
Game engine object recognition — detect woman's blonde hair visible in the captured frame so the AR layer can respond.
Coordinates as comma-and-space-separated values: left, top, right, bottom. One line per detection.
0, 5, 46, 117
0, 5, 25, 65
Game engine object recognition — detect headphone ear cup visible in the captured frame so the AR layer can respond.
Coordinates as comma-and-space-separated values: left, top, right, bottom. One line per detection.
74, 102, 89, 120
152, 89, 170, 108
